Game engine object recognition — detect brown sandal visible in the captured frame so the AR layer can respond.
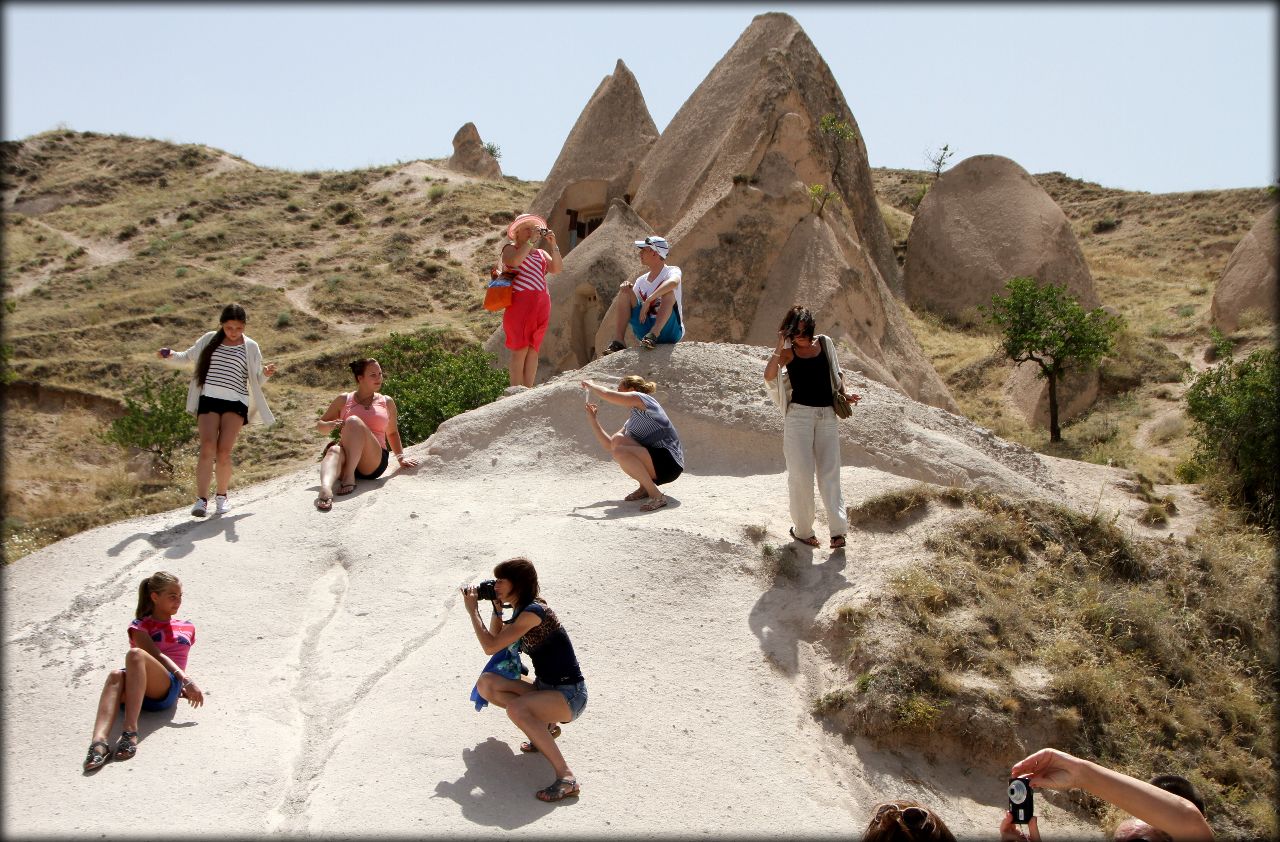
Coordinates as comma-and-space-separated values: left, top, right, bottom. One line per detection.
83, 740, 110, 771
624, 487, 649, 502
113, 730, 138, 762
790, 527, 820, 547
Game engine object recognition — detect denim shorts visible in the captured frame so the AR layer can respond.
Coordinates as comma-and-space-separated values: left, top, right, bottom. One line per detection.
534, 678, 588, 722
118, 669, 181, 713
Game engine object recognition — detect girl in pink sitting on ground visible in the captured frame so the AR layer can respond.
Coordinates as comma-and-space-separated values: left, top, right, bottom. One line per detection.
83, 571, 204, 772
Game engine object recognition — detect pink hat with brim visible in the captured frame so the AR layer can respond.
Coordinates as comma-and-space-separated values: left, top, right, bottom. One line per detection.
507, 213, 547, 240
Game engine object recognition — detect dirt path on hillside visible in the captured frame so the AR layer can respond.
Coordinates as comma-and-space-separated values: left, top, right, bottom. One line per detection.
9, 219, 132, 297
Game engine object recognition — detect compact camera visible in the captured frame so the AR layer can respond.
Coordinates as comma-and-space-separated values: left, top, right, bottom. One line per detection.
1008, 776, 1034, 824
536, 227, 551, 236
476, 579, 499, 602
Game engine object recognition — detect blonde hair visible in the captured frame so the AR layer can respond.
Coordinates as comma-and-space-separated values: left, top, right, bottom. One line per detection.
135, 571, 180, 619
618, 375, 657, 395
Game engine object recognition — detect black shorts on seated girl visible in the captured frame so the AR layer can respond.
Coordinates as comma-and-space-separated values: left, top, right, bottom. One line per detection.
196, 395, 248, 424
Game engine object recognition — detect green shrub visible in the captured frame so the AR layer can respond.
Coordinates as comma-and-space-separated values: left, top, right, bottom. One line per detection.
428, 185, 447, 202
1184, 348, 1277, 529
101, 372, 196, 472
371, 332, 508, 444
1092, 217, 1120, 233
276, 310, 292, 328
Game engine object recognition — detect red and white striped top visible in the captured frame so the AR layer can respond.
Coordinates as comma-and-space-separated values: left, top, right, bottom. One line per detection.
511, 248, 550, 294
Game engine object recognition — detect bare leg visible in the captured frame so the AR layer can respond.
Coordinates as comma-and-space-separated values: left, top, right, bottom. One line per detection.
609, 435, 661, 501
648, 295, 677, 338
508, 691, 575, 780
214, 412, 245, 496
119, 647, 176, 746
613, 297, 633, 343
90, 669, 126, 744
521, 349, 539, 388
477, 672, 532, 710
196, 413, 220, 500
337, 415, 382, 488
509, 348, 531, 388
318, 444, 345, 502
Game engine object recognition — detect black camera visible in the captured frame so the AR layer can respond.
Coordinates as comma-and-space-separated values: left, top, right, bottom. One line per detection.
1008, 776, 1034, 824
476, 579, 498, 602
536, 227, 550, 236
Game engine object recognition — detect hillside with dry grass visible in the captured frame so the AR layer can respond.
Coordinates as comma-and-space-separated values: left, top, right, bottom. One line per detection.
2, 132, 1275, 561
874, 165, 1276, 484
2, 129, 536, 558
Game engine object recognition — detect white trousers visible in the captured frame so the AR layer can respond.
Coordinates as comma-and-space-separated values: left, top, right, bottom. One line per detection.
783, 403, 848, 540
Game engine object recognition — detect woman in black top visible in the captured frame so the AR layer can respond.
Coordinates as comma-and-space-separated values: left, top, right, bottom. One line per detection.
463, 557, 587, 802
763, 305, 861, 549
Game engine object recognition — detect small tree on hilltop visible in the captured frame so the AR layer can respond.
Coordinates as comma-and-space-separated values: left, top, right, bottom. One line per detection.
984, 277, 1122, 442
818, 113, 859, 177
102, 371, 196, 473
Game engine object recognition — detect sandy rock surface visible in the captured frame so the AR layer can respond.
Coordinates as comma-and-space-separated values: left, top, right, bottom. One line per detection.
6, 343, 1143, 838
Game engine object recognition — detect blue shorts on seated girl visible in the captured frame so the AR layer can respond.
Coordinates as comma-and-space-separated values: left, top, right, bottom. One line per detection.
534, 678, 588, 721
118, 669, 181, 712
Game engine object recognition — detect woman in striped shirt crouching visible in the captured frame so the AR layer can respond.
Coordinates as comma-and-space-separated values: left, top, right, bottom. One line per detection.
580, 375, 684, 512
158, 303, 276, 517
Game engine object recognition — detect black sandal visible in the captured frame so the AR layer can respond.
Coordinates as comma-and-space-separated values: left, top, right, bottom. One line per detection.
789, 526, 820, 548
113, 730, 138, 762
535, 777, 581, 802
601, 340, 625, 356
830, 535, 847, 549
83, 740, 110, 771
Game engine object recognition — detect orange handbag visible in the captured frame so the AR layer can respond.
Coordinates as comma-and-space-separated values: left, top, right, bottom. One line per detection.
483, 267, 516, 311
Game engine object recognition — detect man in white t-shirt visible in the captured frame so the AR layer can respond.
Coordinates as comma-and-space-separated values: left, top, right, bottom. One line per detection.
601, 235, 685, 354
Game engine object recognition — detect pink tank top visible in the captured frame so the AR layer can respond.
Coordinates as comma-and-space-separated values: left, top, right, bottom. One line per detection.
342, 392, 390, 449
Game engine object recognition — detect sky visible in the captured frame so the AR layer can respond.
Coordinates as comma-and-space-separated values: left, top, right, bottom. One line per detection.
3, 3, 1275, 194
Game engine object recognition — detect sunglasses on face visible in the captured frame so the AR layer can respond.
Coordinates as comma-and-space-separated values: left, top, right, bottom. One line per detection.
873, 803, 936, 832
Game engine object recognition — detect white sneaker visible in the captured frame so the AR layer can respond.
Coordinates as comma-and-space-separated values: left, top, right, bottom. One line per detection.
214, 494, 231, 515
191, 498, 208, 517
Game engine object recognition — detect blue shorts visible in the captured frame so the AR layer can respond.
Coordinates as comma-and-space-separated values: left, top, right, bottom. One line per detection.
534, 678, 588, 722
629, 302, 683, 344
119, 669, 181, 713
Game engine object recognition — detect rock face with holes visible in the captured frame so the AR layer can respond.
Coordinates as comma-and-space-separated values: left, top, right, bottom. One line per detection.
903, 154, 1100, 321
446, 123, 501, 179
528, 60, 658, 257
1211, 204, 1278, 333
484, 199, 655, 376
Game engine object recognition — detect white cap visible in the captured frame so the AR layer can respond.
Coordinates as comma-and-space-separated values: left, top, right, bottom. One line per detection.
634, 235, 670, 259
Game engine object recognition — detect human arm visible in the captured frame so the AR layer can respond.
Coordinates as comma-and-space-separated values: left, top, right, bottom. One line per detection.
128, 627, 203, 707
763, 330, 794, 384
638, 271, 681, 320
461, 587, 540, 655
384, 397, 419, 468
542, 231, 563, 274
316, 394, 347, 435
157, 332, 211, 367
580, 379, 647, 409
1011, 748, 1213, 841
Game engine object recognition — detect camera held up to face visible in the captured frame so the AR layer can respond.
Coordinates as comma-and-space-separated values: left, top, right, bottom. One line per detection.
476, 579, 499, 602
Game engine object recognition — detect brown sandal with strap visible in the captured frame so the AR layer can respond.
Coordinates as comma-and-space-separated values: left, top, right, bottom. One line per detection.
535, 777, 580, 802
83, 740, 110, 771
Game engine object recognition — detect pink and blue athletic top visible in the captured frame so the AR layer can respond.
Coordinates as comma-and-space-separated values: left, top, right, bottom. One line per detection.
128, 616, 196, 672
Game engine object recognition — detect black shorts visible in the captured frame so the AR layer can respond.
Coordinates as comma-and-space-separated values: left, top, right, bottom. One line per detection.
197, 395, 248, 423
355, 447, 390, 481
645, 445, 683, 486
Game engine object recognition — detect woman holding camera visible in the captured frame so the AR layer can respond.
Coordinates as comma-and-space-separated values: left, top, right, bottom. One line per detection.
581, 375, 684, 511
462, 557, 586, 802
763, 305, 860, 549
501, 214, 563, 388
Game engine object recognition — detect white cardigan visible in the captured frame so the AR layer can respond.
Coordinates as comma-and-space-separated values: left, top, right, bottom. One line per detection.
161, 330, 275, 426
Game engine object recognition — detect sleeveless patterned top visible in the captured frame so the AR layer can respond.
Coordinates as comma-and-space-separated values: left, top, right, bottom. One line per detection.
511, 248, 550, 294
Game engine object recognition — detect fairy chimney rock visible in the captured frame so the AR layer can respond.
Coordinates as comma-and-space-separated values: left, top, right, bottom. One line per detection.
1211, 205, 1278, 333
447, 123, 502, 179
485, 199, 655, 377
529, 60, 658, 255
903, 154, 1100, 320
615, 13, 951, 409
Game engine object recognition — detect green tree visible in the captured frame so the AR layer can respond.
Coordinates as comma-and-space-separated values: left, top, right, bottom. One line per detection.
372, 331, 508, 444
482, 142, 502, 161
1184, 348, 1277, 529
818, 113, 858, 177
807, 183, 840, 217
101, 371, 196, 472
925, 143, 954, 181
984, 277, 1122, 442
